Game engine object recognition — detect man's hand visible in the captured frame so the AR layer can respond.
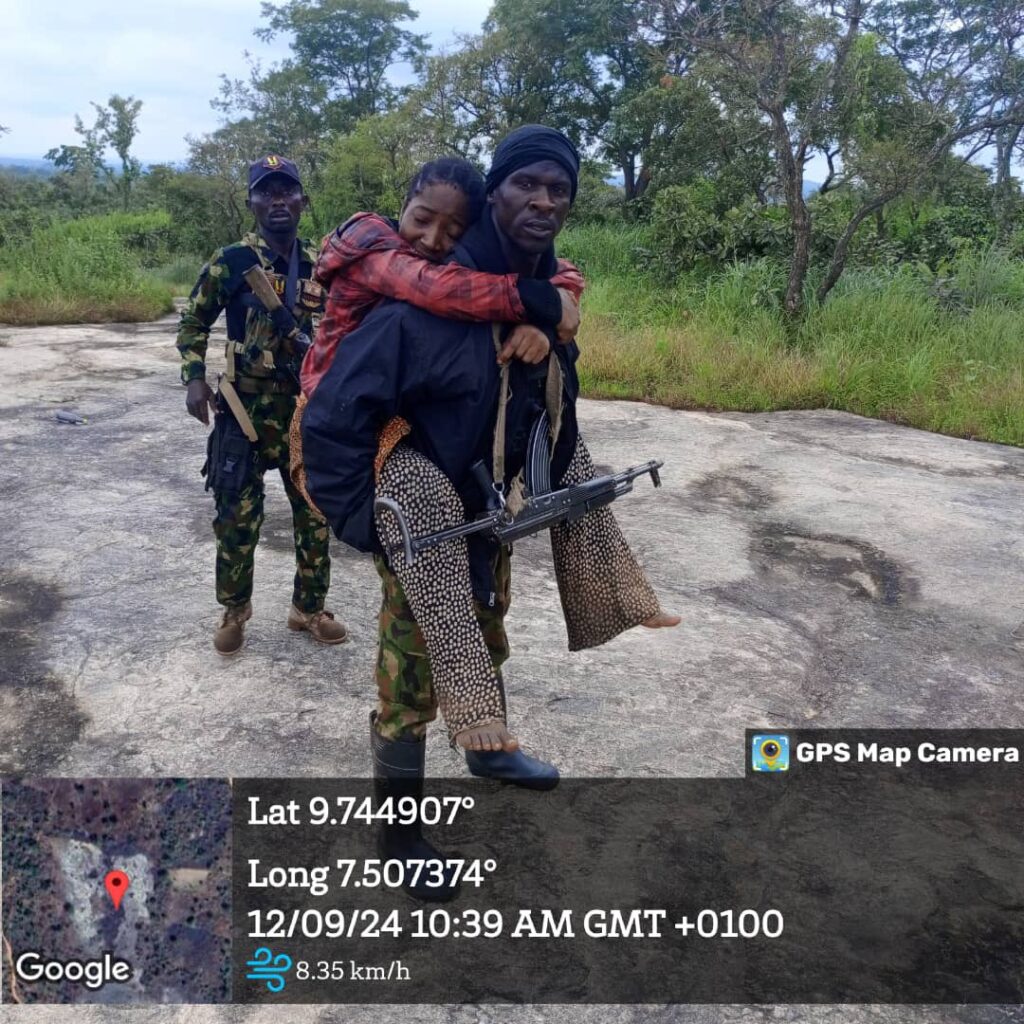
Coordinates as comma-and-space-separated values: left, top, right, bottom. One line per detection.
555, 288, 580, 342
186, 379, 218, 425
498, 324, 551, 366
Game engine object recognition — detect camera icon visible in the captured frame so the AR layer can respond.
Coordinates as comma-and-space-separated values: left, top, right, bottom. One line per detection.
752, 733, 790, 772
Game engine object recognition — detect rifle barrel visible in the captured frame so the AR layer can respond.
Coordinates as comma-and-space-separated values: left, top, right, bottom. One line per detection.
377, 458, 664, 565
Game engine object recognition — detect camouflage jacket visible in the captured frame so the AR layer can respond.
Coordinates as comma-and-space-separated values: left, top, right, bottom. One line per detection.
176, 232, 325, 388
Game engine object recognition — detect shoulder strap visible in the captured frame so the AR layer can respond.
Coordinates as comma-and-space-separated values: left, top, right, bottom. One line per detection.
491, 325, 565, 513
285, 238, 299, 311
491, 323, 509, 492
544, 351, 564, 444
217, 378, 258, 442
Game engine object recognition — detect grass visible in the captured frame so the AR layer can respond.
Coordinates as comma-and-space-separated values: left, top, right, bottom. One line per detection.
2, 211, 1021, 447
563, 226, 1024, 447
0, 212, 178, 326
145, 253, 204, 295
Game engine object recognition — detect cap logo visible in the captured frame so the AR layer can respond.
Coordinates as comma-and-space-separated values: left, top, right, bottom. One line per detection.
265, 155, 280, 168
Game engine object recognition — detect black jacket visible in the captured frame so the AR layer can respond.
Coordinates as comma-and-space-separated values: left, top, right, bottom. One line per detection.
303, 211, 580, 600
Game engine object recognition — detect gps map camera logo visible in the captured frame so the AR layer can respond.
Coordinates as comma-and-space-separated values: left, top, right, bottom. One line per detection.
752, 734, 790, 772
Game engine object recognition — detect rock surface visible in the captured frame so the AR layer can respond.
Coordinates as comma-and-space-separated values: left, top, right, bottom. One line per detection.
0, 312, 1021, 1021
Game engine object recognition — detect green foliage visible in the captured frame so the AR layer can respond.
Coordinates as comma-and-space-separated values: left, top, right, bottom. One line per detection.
309, 110, 432, 234
558, 222, 655, 279
569, 162, 625, 225
649, 182, 719, 271
44, 94, 144, 213
0, 212, 175, 324
0, 172, 60, 248
645, 162, 1024, 285
485, 0, 663, 157
225, 0, 428, 157
650, 183, 791, 274
568, 226, 1024, 445
608, 77, 764, 206
63, 210, 176, 267
102, 95, 144, 212
140, 165, 246, 257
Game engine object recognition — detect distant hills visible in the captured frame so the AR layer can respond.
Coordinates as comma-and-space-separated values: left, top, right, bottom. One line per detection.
0, 155, 179, 176
0, 155, 823, 197
0, 155, 56, 176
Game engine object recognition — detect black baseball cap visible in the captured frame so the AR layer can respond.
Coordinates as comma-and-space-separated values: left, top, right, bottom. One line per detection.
249, 155, 302, 192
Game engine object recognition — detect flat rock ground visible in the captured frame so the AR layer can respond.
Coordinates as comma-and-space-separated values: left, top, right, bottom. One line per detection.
0, 310, 1022, 1023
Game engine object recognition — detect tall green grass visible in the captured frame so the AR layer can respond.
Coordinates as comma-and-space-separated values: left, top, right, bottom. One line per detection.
2, 212, 1020, 446
145, 253, 204, 294
571, 238, 1024, 447
0, 212, 178, 325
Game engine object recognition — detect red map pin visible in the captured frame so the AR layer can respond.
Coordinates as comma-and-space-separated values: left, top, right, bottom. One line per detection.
104, 870, 130, 911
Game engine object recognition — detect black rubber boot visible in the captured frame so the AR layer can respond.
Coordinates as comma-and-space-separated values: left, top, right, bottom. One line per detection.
370, 713, 460, 902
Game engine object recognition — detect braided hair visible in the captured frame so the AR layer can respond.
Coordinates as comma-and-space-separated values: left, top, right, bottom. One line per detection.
404, 158, 486, 223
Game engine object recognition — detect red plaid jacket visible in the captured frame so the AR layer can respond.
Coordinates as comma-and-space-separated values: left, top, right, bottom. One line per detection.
300, 212, 585, 396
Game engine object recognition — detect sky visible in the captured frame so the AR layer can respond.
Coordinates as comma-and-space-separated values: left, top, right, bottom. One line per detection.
1, 0, 494, 164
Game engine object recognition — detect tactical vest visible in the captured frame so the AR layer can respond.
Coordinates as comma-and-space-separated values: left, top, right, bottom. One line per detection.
224, 233, 325, 393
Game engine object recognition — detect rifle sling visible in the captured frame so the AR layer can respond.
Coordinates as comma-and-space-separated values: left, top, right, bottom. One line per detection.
218, 378, 259, 442
491, 324, 509, 495
490, 323, 565, 509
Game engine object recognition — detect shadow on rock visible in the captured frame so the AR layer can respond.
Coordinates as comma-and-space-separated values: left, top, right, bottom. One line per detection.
0, 570, 88, 773
753, 524, 918, 606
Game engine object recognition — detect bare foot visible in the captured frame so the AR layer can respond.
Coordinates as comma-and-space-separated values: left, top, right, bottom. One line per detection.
642, 610, 682, 628
455, 721, 520, 752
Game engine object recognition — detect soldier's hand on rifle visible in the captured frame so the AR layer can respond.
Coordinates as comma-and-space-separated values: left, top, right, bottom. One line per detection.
498, 324, 551, 366
555, 288, 580, 342
186, 379, 218, 425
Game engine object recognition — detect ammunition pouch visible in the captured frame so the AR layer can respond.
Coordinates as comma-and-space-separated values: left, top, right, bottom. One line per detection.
202, 408, 257, 499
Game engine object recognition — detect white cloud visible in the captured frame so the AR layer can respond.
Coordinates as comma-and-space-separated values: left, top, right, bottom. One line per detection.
0, 0, 492, 162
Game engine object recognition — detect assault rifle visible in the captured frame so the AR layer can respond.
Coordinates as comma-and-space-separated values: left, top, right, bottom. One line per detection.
376, 457, 663, 568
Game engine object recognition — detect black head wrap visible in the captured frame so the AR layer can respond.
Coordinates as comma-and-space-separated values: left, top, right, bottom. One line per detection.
485, 125, 581, 202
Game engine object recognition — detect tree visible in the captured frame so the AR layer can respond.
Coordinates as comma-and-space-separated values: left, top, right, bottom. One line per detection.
142, 164, 242, 255
207, 0, 428, 194
482, 0, 670, 199
45, 95, 143, 213
413, 28, 583, 150
311, 108, 433, 232
603, 74, 767, 205
871, 0, 1024, 240
103, 95, 143, 212
662, 0, 871, 315
45, 106, 110, 216
185, 119, 271, 242
252, 0, 427, 128
661, 0, 1024, 315
212, 52, 341, 180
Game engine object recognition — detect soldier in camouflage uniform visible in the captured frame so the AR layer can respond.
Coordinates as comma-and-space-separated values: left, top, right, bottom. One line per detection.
177, 155, 347, 655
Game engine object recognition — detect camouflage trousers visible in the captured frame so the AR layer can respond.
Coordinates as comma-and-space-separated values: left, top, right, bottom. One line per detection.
212, 390, 331, 613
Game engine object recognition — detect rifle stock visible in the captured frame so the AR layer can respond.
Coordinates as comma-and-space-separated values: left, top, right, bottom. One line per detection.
241, 264, 311, 378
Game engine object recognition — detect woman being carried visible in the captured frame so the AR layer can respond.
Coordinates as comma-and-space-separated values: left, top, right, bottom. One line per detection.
298, 156, 676, 769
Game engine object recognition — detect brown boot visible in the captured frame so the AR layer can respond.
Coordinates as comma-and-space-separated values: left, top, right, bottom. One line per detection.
287, 605, 348, 645
214, 603, 252, 656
